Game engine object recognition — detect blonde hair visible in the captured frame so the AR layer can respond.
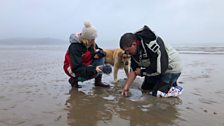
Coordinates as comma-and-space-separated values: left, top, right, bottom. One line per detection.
80, 38, 96, 51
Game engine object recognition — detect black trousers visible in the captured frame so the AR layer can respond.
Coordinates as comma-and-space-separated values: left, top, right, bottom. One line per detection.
141, 73, 181, 96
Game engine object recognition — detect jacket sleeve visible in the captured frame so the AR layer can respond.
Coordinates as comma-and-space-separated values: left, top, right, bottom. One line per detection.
95, 44, 106, 58
130, 57, 140, 71
69, 44, 97, 78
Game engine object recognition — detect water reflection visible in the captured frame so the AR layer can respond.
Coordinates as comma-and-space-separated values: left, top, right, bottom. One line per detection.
65, 85, 182, 126
116, 97, 182, 126
65, 88, 113, 126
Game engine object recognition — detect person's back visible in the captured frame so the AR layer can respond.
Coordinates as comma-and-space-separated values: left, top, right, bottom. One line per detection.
163, 41, 182, 74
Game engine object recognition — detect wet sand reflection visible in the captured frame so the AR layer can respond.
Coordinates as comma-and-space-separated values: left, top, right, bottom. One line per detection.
65, 81, 182, 126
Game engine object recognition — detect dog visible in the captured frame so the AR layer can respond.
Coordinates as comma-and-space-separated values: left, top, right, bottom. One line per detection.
104, 48, 131, 83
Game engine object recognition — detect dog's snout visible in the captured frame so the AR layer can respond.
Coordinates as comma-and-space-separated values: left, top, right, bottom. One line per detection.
125, 61, 129, 65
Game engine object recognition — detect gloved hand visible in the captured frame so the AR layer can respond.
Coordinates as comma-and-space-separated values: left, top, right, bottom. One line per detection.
95, 49, 106, 58
99, 64, 112, 74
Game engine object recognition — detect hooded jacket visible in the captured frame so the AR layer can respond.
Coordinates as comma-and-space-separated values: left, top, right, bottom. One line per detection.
131, 26, 182, 76
64, 33, 102, 79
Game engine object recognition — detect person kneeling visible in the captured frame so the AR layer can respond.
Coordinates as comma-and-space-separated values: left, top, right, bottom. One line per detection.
119, 25, 183, 97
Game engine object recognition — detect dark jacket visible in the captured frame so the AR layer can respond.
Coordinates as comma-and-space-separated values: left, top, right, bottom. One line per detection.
64, 33, 105, 79
131, 26, 169, 76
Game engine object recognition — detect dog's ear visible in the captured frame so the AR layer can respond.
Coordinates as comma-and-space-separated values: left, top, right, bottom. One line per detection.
116, 50, 123, 58
123, 50, 127, 55
120, 50, 127, 55
121, 50, 126, 57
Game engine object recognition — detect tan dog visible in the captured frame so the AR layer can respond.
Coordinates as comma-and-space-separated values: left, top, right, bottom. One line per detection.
104, 48, 131, 83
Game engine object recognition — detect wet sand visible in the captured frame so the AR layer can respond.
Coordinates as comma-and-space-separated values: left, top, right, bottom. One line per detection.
0, 45, 224, 126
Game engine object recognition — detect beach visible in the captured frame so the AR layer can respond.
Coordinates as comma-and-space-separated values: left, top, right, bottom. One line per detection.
0, 45, 224, 126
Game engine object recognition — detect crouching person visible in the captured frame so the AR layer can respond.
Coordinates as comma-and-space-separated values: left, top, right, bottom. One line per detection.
120, 25, 183, 97
63, 22, 110, 88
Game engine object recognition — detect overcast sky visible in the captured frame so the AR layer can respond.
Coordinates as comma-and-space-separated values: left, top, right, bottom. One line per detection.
0, 0, 224, 47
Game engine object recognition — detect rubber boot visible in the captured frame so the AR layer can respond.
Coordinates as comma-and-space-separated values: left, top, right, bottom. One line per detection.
141, 76, 158, 91
94, 75, 110, 88
173, 82, 178, 86
68, 77, 82, 88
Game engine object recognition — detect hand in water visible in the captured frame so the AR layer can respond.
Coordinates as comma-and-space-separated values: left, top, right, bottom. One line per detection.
98, 64, 112, 74
121, 88, 129, 97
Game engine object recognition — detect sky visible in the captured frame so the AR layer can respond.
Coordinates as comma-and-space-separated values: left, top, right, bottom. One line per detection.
0, 0, 224, 47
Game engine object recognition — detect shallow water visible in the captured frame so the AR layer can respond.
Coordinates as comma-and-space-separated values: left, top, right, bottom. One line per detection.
0, 46, 223, 126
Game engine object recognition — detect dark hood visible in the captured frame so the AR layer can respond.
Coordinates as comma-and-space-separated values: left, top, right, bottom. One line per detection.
135, 25, 156, 42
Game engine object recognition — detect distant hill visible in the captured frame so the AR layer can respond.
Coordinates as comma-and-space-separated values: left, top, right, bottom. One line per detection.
0, 38, 67, 45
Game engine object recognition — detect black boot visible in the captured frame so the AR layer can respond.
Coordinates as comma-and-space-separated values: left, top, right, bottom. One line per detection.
141, 76, 158, 91
68, 77, 82, 88
173, 82, 178, 86
94, 75, 110, 88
